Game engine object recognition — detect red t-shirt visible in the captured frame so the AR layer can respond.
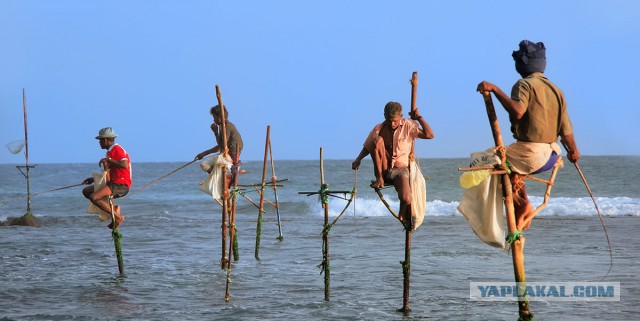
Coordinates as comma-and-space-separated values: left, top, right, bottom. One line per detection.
106, 144, 132, 188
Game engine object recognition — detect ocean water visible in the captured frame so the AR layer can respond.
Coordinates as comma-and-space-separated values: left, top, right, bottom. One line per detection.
1, 156, 639, 320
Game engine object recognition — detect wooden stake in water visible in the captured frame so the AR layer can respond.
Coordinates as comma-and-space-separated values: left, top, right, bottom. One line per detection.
269, 138, 284, 241
12, 89, 41, 227
108, 196, 125, 275
399, 72, 419, 314
225, 148, 241, 302
320, 147, 330, 301
23, 89, 32, 214
255, 126, 271, 260
480, 91, 532, 320
215, 84, 230, 269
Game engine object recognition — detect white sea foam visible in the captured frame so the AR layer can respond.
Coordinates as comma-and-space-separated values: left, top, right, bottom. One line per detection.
305, 196, 640, 218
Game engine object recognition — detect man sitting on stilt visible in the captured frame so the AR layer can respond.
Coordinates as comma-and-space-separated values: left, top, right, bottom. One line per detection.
477, 40, 580, 231
352, 102, 434, 228
82, 127, 132, 229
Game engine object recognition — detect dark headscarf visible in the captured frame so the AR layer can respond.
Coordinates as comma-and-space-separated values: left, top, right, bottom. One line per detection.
512, 40, 546, 76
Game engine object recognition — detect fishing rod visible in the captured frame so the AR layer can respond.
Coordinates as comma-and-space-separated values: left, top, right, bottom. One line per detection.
561, 142, 613, 279
121, 159, 196, 200
2, 160, 196, 205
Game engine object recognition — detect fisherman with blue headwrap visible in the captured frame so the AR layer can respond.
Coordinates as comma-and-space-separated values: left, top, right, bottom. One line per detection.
476, 40, 581, 231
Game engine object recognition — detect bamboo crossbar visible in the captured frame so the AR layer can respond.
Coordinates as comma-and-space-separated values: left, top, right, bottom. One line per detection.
249, 185, 280, 204
298, 190, 354, 196
373, 187, 400, 221
530, 159, 562, 218
524, 175, 553, 185
458, 166, 495, 171
263, 198, 277, 208
238, 183, 285, 187
239, 178, 289, 187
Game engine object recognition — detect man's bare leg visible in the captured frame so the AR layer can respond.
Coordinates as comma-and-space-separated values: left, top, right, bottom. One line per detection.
394, 173, 412, 229
511, 173, 533, 231
370, 136, 388, 189
90, 185, 125, 229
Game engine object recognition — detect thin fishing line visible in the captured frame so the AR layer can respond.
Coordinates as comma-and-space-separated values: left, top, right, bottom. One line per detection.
574, 162, 613, 280
562, 142, 613, 279
121, 159, 196, 201
353, 168, 360, 244
0, 183, 84, 205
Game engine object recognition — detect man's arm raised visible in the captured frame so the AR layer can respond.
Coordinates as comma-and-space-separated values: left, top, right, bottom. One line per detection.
409, 108, 434, 139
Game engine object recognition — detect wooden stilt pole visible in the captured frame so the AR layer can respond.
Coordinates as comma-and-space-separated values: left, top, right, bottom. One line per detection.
225, 148, 240, 301
22, 89, 32, 214
400, 227, 411, 313
297, 150, 357, 302
320, 147, 330, 301
255, 126, 270, 260
269, 138, 284, 241
215, 84, 229, 269
399, 71, 419, 314
108, 196, 125, 275
11, 89, 41, 227
480, 91, 532, 320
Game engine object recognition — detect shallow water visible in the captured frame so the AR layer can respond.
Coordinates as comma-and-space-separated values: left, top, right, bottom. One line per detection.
1, 157, 639, 320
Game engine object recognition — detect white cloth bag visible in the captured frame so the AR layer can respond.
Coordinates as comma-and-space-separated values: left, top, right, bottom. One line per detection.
86, 171, 112, 221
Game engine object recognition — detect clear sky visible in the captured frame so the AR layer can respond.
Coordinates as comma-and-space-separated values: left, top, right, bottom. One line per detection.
1, 0, 639, 164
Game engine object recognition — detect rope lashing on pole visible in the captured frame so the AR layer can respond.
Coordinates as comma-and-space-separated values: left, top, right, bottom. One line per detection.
229, 187, 244, 197
506, 230, 523, 244
318, 184, 329, 204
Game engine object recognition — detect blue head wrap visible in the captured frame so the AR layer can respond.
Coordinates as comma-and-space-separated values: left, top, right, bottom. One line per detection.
512, 40, 546, 76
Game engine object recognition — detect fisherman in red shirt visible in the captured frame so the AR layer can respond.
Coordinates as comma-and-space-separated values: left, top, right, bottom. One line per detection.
82, 127, 132, 229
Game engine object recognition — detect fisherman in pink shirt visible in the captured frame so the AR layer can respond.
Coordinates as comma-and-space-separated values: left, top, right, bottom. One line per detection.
352, 101, 434, 227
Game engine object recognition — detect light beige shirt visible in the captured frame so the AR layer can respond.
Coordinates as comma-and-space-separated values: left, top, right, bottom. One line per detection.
363, 118, 421, 168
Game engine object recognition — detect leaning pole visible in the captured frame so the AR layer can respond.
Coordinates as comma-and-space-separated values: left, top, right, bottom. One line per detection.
215, 84, 230, 269
480, 90, 532, 320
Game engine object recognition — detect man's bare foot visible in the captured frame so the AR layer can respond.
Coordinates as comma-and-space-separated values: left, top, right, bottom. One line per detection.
108, 206, 125, 229
370, 178, 385, 189
399, 214, 413, 231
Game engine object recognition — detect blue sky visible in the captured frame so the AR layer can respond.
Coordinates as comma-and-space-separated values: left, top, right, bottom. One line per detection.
1, 0, 639, 164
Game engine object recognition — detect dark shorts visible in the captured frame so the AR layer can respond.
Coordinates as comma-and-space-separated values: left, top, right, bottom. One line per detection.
383, 167, 410, 184
107, 182, 129, 198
